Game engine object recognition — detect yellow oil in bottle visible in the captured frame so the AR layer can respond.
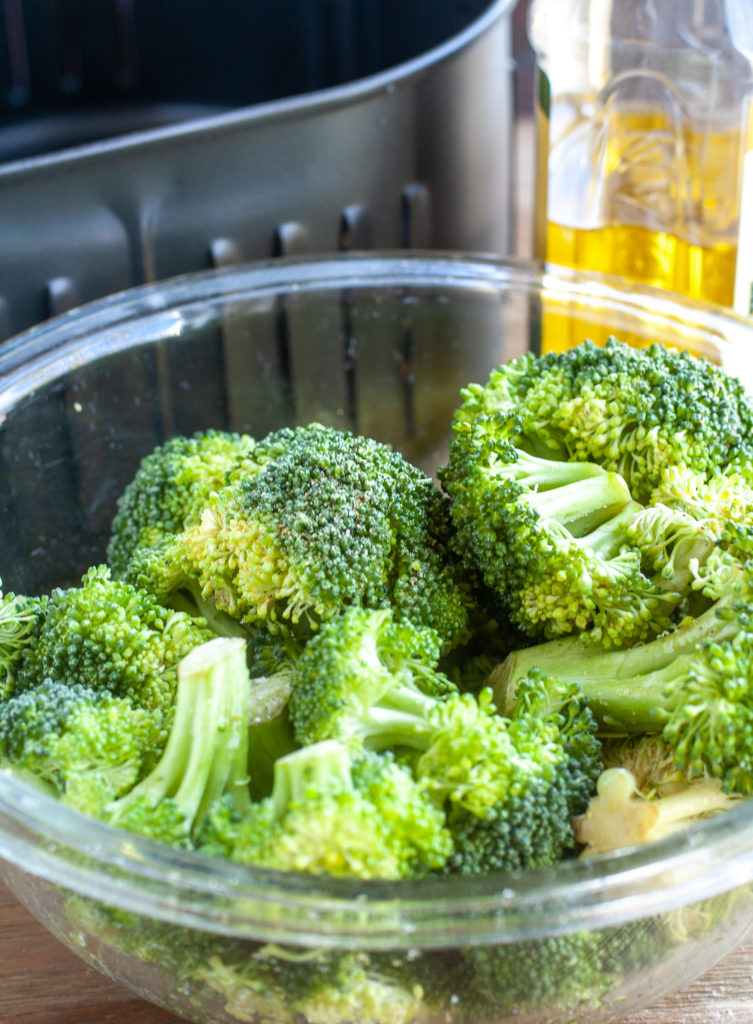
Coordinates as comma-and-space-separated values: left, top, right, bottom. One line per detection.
540, 105, 745, 354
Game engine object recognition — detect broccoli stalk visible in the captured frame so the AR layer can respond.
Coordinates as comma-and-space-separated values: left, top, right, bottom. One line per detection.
494, 561, 753, 792
574, 764, 738, 856
108, 637, 253, 840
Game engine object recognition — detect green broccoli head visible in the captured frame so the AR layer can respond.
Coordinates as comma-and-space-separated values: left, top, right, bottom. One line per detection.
0, 678, 158, 813
287, 605, 455, 753
171, 423, 478, 651
107, 428, 260, 576
0, 582, 46, 698
441, 339, 753, 647
11, 566, 214, 744
416, 670, 601, 874
453, 338, 753, 502
441, 410, 682, 647
199, 740, 452, 879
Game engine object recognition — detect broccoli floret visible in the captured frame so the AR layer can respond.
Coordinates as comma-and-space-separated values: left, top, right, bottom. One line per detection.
440, 338, 753, 647
421, 669, 601, 874
107, 637, 253, 844
494, 547, 753, 794
441, 409, 684, 646
154, 423, 478, 652
287, 607, 600, 873
194, 943, 427, 1024
287, 605, 456, 753
0, 582, 46, 698
9, 565, 214, 746
121, 534, 254, 640
459, 916, 670, 1020
0, 678, 159, 813
107, 428, 260, 577
452, 338, 753, 502
199, 740, 452, 879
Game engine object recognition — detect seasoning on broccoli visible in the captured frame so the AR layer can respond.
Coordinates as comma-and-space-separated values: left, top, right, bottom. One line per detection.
115, 423, 479, 653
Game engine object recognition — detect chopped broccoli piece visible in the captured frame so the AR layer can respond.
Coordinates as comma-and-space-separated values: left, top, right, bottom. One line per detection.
0, 678, 159, 813
0, 582, 46, 698
107, 637, 253, 843
107, 428, 260, 577
199, 740, 452, 879
574, 757, 739, 857
9, 565, 214, 745
287, 607, 600, 873
451, 338, 753, 501
424, 669, 601, 874
441, 409, 683, 646
495, 542, 753, 793
152, 423, 478, 651
440, 338, 753, 647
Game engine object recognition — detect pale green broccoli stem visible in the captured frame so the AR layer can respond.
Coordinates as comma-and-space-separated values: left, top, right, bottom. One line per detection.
271, 740, 352, 820
111, 637, 252, 830
494, 590, 741, 732
355, 692, 440, 751
247, 671, 298, 801
508, 449, 636, 542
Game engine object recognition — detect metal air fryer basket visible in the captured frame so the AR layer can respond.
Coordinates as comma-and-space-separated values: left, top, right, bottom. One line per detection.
0, 0, 517, 341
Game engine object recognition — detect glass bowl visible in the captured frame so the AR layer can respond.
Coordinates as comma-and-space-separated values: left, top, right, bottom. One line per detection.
1, 252, 753, 1024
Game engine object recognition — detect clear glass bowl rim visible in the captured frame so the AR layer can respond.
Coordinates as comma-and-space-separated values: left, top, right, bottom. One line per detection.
2, 250, 753, 949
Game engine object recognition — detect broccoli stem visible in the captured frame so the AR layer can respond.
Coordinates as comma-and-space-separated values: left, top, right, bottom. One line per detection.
111, 637, 253, 830
493, 590, 741, 733
525, 472, 634, 538
350, 682, 444, 752
271, 740, 352, 820
247, 671, 298, 801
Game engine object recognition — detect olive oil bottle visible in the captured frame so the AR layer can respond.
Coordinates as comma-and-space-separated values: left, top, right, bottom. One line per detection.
529, 0, 753, 352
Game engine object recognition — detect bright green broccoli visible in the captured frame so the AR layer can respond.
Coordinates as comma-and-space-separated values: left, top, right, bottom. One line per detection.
286, 606, 601, 873
440, 409, 684, 646
121, 423, 478, 652
494, 536, 753, 794
107, 636, 253, 844
439, 338, 753, 647
450, 337, 753, 502
199, 739, 452, 879
0, 581, 46, 698
107, 428, 260, 577
422, 668, 602, 874
0, 678, 159, 813
7, 565, 214, 746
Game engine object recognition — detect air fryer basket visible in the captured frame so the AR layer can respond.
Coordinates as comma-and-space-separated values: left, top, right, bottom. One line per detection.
0, 0, 517, 341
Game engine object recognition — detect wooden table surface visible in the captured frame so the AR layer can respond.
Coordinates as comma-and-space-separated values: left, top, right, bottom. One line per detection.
3, 877, 753, 1024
